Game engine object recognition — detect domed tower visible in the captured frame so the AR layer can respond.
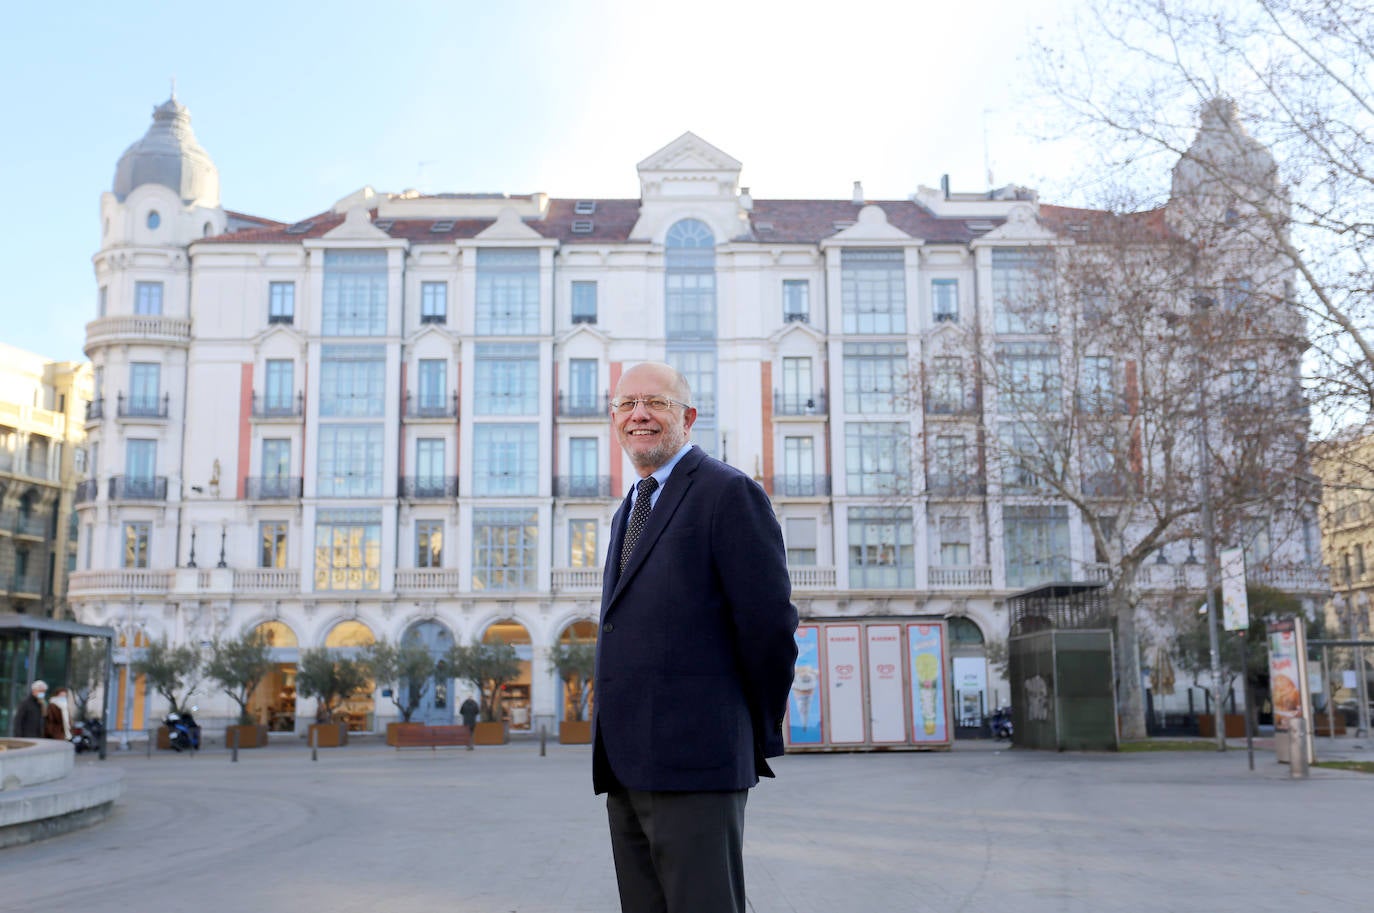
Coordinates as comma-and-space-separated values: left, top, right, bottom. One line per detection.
1167, 97, 1286, 237
81, 95, 226, 597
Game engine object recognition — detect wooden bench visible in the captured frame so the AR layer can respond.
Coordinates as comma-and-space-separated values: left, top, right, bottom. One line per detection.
394, 725, 471, 751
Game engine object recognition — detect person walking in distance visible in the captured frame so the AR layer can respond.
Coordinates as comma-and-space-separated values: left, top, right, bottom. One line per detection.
13, 680, 46, 738
593, 361, 798, 913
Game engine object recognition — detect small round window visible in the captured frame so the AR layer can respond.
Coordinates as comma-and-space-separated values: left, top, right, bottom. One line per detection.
147, 210, 161, 230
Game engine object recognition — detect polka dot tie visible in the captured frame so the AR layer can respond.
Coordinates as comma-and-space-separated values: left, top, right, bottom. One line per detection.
619, 477, 659, 574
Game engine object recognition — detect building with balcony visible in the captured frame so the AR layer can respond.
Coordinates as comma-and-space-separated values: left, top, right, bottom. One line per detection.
69, 97, 1327, 738
0, 343, 91, 617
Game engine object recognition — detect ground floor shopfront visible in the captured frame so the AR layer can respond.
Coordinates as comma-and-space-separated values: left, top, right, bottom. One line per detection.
75, 588, 1001, 742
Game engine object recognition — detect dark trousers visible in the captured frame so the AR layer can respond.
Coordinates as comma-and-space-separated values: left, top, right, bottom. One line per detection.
606, 787, 749, 913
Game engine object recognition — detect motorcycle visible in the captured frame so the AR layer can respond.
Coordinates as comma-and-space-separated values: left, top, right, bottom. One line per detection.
164, 706, 201, 752
70, 717, 104, 754
991, 706, 1014, 741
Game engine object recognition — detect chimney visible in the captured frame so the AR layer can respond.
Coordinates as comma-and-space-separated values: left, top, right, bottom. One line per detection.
739, 186, 753, 211
851, 181, 864, 205
940, 174, 950, 199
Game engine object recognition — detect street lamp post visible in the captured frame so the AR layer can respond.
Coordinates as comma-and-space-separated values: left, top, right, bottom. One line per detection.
1191, 295, 1228, 750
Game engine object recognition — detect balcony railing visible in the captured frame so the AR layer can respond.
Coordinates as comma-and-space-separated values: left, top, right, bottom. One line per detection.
116, 392, 170, 419
68, 569, 173, 595
6, 512, 49, 537
773, 391, 827, 416
552, 566, 602, 591
404, 392, 459, 419
925, 396, 978, 415
108, 475, 168, 501
789, 566, 836, 590
8, 574, 44, 596
74, 479, 99, 504
554, 475, 612, 498
85, 314, 192, 348
395, 568, 462, 592
926, 472, 987, 497
232, 568, 300, 593
85, 398, 104, 422
400, 475, 459, 498
928, 565, 993, 588
557, 392, 608, 417
771, 475, 831, 497
244, 476, 304, 500
252, 392, 304, 419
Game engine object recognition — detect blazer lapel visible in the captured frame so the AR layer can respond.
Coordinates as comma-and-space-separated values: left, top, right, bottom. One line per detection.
605, 447, 703, 610
602, 491, 633, 607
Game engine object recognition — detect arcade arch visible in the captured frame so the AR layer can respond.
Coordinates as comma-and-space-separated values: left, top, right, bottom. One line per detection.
482, 619, 533, 730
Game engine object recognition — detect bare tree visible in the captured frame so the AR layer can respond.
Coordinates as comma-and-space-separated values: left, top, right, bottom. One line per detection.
1030, 0, 1373, 427
953, 204, 1309, 739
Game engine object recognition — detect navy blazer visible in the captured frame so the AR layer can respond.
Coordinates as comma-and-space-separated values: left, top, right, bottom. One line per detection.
593, 446, 798, 794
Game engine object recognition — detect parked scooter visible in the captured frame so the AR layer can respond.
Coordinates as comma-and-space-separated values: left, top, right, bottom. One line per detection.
70, 717, 104, 754
164, 706, 201, 752
991, 706, 1014, 741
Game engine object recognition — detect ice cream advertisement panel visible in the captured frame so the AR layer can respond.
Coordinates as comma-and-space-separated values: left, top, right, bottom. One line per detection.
866, 624, 906, 743
788, 626, 823, 745
826, 625, 865, 743
907, 623, 948, 742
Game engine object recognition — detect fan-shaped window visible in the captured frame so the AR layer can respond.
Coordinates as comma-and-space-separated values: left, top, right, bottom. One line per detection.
147, 211, 161, 230
252, 620, 298, 647
325, 620, 375, 647
948, 616, 984, 645
666, 218, 714, 250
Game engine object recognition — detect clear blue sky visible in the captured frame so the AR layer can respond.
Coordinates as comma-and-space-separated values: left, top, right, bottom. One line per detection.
1, 0, 1081, 363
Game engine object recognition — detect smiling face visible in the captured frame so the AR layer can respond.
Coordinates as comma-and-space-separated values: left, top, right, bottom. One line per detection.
612, 362, 697, 476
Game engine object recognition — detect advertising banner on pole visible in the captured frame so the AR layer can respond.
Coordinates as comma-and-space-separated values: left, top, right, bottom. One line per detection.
1220, 547, 1250, 632
825, 625, 865, 743
907, 623, 949, 743
787, 626, 822, 745
866, 624, 906, 743
1266, 617, 1311, 734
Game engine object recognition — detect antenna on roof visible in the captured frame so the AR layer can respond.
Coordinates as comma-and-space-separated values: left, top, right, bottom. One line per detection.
170, 76, 177, 101
982, 108, 994, 189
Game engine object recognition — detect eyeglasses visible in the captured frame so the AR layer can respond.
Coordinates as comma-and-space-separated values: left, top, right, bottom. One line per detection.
609, 396, 692, 414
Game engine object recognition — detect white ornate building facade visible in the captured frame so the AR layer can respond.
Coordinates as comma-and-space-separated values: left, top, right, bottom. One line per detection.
69, 97, 1328, 736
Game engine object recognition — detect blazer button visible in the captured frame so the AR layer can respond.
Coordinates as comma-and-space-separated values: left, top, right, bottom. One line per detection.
602, 622, 614, 633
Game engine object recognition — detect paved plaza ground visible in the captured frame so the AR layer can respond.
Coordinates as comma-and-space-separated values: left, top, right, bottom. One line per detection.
0, 735, 1368, 913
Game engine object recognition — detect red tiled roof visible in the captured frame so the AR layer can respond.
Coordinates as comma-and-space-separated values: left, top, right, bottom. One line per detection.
1038, 204, 1173, 242
205, 198, 1162, 247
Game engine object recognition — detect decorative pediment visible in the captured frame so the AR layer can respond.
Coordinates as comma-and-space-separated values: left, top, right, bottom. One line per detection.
556, 323, 612, 346
251, 321, 305, 347
976, 203, 1056, 243
475, 206, 542, 240
322, 205, 390, 241
637, 132, 742, 173
768, 320, 826, 347
830, 205, 912, 242
408, 323, 457, 346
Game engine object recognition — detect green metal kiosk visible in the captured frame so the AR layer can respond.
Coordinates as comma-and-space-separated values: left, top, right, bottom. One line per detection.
1007, 583, 1119, 751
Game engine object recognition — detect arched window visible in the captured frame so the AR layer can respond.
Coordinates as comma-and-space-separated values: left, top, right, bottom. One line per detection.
147, 211, 161, 230
664, 219, 715, 338
948, 616, 985, 646
253, 620, 298, 647
325, 620, 375, 647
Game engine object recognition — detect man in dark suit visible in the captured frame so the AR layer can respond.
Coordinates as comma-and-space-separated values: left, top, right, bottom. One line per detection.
594, 361, 798, 913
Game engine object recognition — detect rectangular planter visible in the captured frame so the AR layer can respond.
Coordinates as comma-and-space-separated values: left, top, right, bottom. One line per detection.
226, 724, 268, 749
472, 721, 508, 745
1197, 713, 1248, 738
559, 720, 592, 744
386, 721, 425, 747
308, 722, 348, 748
156, 726, 171, 750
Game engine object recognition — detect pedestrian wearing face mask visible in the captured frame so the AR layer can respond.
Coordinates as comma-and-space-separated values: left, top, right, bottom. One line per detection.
13, 680, 46, 738
45, 687, 72, 741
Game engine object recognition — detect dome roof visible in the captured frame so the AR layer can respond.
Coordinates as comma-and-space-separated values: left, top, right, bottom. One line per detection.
1171, 97, 1277, 201
112, 96, 220, 207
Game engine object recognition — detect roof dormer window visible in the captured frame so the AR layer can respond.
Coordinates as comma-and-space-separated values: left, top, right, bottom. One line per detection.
147, 211, 161, 230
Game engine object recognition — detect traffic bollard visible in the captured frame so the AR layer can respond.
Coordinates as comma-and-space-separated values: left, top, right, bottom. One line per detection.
231, 726, 239, 763
540, 724, 547, 757
1289, 717, 1309, 779
146, 728, 152, 759
310, 725, 318, 762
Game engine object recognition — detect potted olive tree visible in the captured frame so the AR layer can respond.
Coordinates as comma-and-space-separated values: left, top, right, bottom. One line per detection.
447, 639, 520, 745
133, 639, 203, 750
549, 637, 596, 744
295, 647, 370, 748
205, 631, 274, 749
361, 638, 440, 744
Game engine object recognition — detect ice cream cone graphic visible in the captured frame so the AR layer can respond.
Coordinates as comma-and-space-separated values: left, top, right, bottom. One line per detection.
915, 652, 939, 735
792, 666, 817, 730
